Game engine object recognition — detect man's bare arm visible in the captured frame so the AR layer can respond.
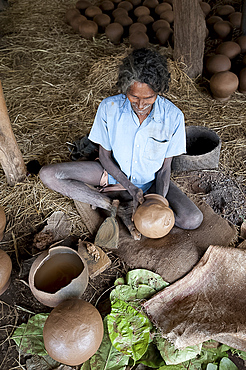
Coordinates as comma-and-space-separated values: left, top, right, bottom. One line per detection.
155, 157, 172, 198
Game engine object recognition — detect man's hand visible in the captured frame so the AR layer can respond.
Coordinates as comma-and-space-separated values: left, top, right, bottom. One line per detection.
129, 187, 144, 219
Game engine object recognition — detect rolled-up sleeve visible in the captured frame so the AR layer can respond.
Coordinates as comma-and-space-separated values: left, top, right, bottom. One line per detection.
88, 100, 111, 151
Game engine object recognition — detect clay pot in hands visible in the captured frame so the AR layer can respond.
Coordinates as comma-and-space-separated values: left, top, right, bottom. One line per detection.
205, 54, 231, 77
133, 194, 175, 238
156, 26, 172, 46
239, 68, 246, 94
134, 6, 150, 18
216, 5, 235, 18
0, 249, 12, 295
29, 246, 89, 307
129, 31, 149, 49
215, 41, 241, 60
79, 20, 98, 39
228, 12, 242, 29
160, 10, 174, 24
236, 36, 246, 54
43, 298, 104, 366
105, 23, 124, 44
210, 71, 239, 101
129, 22, 147, 35
200, 2, 211, 17
93, 13, 111, 32
0, 206, 6, 241
213, 21, 233, 39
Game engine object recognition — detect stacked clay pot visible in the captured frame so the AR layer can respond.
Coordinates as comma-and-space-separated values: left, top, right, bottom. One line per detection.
133, 194, 175, 238
43, 298, 104, 366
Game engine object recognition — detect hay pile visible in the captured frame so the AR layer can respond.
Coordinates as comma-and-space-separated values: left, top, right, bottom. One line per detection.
0, 0, 245, 254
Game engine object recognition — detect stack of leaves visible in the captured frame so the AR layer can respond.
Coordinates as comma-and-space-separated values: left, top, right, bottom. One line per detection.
12, 269, 246, 369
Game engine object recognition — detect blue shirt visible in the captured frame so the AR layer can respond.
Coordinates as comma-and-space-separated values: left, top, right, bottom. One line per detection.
89, 94, 186, 192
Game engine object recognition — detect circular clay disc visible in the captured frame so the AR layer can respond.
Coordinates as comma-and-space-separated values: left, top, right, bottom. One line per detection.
133, 194, 175, 238
43, 298, 104, 366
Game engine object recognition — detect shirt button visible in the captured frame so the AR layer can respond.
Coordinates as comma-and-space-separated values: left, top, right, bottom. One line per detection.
133, 176, 136, 180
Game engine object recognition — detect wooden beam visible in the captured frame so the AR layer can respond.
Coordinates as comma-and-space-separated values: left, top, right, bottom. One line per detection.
173, 0, 206, 78
0, 82, 26, 185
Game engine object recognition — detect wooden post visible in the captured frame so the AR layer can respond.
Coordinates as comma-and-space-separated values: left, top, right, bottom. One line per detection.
0, 82, 26, 185
173, 0, 206, 78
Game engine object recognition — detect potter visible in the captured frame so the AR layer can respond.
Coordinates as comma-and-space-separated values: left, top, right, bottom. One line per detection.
40, 48, 203, 240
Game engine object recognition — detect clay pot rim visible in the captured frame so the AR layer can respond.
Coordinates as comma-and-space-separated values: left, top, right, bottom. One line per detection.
144, 194, 169, 207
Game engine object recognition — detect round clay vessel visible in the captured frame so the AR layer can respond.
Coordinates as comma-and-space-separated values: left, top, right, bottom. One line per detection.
206, 15, 222, 27
76, 0, 91, 11
118, 1, 133, 12
65, 8, 81, 24
85, 6, 102, 19
129, 0, 142, 6
200, 2, 211, 16
105, 22, 124, 44
129, 22, 147, 35
0, 249, 12, 295
215, 41, 241, 60
134, 6, 150, 18
216, 5, 235, 17
79, 20, 98, 39
152, 19, 170, 32
236, 36, 246, 54
70, 14, 87, 32
239, 67, 246, 93
143, 0, 159, 9
205, 54, 231, 76
155, 3, 172, 15
93, 13, 111, 31
29, 246, 89, 307
137, 15, 154, 26
0, 206, 6, 241
99, 0, 115, 12
115, 14, 133, 27
213, 20, 233, 39
133, 194, 175, 239
228, 12, 242, 29
129, 31, 149, 49
43, 298, 104, 366
210, 71, 239, 101
112, 7, 128, 18
160, 10, 174, 24
156, 26, 172, 45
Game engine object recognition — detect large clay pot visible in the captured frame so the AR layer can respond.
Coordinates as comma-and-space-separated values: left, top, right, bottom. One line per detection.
210, 71, 239, 101
29, 246, 88, 307
215, 41, 241, 60
43, 298, 104, 366
129, 31, 149, 49
0, 206, 6, 241
133, 194, 175, 239
129, 22, 147, 35
78, 20, 98, 39
205, 54, 231, 77
0, 249, 12, 295
228, 12, 242, 29
105, 22, 124, 44
213, 20, 233, 39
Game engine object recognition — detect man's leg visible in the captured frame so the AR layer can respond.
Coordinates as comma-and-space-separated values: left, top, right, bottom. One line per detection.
166, 181, 203, 230
39, 161, 112, 211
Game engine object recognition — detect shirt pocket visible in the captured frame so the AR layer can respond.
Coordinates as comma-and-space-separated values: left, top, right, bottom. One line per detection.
143, 137, 170, 161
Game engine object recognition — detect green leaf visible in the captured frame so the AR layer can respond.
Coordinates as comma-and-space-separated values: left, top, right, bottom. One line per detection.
126, 269, 169, 291
219, 357, 238, 370
156, 337, 202, 365
107, 299, 151, 362
158, 365, 185, 369
136, 342, 165, 368
110, 284, 157, 304
114, 277, 125, 286
89, 317, 129, 370
11, 313, 49, 356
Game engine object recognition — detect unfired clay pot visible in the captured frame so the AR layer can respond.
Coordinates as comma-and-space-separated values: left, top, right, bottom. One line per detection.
65, 8, 81, 24
85, 5, 102, 19
206, 16, 223, 30
129, 31, 149, 49
228, 12, 242, 29
155, 3, 172, 15
216, 4, 235, 17
0, 206, 6, 241
210, 71, 239, 101
236, 35, 246, 54
78, 20, 98, 39
205, 54, 231, 76
129, 22, 147, 35
105, 22, 124, 44
43, 298, 104, 366
239, 68, 246, 94
160, 10, 174, 24
156, 26, 172, 45
93, 13, 111, 32
152, 19, 170, 32
118, 1, 133, 12
29, 246, 88, 307
143, 0, 159, 9
215, 41, 241, 59
213, 20, 233, 39
133, 194, 175, 239
0, 249, 12, 295
134, 6, 150, 18
76, 0, 91, 11
200, 2, 211, 16
112, 7, 128, 18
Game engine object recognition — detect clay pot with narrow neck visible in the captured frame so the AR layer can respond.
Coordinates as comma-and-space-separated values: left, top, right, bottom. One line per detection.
29, 246, 88, 307
43, 298, 104, 366
0, 249, 12, 295
133, 194, 175, 238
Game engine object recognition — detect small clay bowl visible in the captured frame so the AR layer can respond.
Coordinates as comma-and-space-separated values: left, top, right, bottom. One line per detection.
205, 54, 231, 76
228, 12, 242, 29
133, 194, 175, 239
215, 41, 241, 60
105, 22, 124, 44
29, 246, 89, 307
239, 68, 246, 94
160, 10, 174, 24
134, 6, 150, 18
129, 31, 149, 49
200, 2, 211, 16
0, 249, 12, 295
129, 22, 147, 35
43, 298, 104, 366
79, 20, 98, 39
210, 71, 239, 101
0, 206, 6, 241
236, 36, 246, 54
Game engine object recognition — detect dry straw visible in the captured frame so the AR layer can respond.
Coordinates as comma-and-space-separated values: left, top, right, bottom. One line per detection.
0, 0, 245, 254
